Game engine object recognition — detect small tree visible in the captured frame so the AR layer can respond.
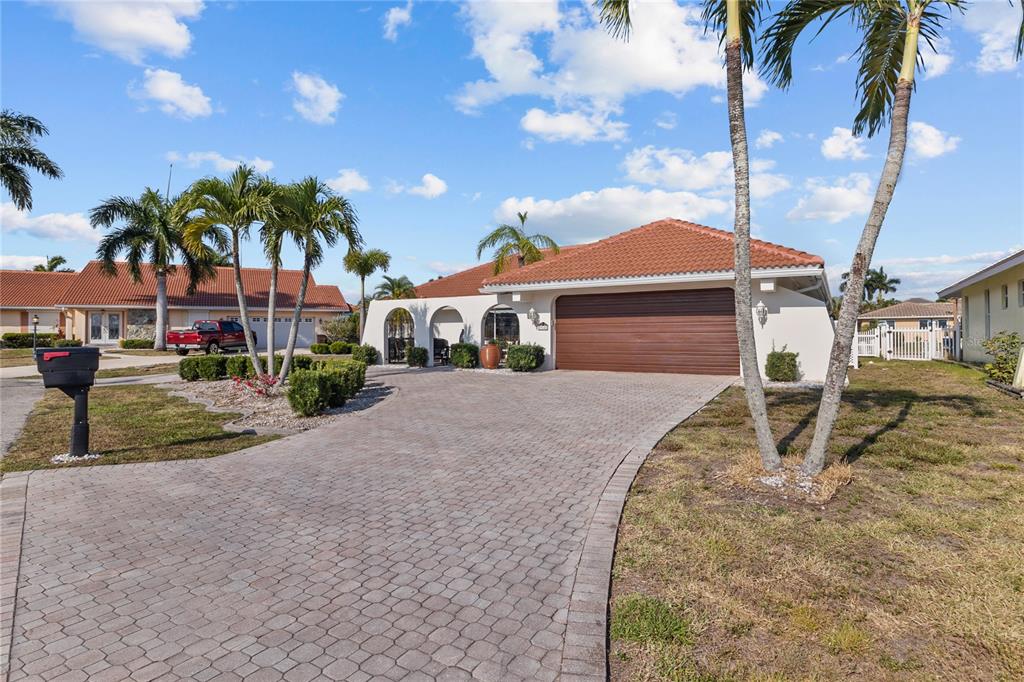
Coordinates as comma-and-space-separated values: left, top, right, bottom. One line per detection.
476, 212, 559, 275
344, 248, 391, 342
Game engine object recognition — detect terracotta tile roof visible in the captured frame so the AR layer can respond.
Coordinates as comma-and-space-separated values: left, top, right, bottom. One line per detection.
858, 300, 955, 319
0, 270, 77, 308
414, 247, 581, 298
55, 261, 347, 310
481, 218, 824, 287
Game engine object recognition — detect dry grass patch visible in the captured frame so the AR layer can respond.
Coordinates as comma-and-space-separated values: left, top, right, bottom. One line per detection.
724, 450, 852, 503
611, 361, 1024, 681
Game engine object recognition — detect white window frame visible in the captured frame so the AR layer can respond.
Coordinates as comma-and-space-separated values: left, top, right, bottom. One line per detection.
1001, 284, 1009, 309
1018, 280, 1024, 308
983, 289, 991, 339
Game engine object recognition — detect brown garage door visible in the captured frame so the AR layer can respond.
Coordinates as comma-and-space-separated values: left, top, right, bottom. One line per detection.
554, 289, 740, 374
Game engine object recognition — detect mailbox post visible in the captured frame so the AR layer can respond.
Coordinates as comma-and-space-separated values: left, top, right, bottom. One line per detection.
34, 347, 101, 458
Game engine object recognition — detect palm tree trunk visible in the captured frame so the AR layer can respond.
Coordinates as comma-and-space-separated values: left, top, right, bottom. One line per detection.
358, 276, 366, 343
231, 230, 264, 375
802, 20, 919, 476
725, 10, 782, 472
266, 261, 278, 357
279, 243, 312, 382
154, 270, 168, 351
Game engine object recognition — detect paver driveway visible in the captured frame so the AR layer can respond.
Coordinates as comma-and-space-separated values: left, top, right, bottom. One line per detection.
2, 368, 732, 681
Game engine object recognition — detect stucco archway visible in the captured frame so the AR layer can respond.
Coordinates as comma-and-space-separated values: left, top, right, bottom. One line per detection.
429, 307, 465, 365
481, 304, 520, 346
384, 307, 415, 364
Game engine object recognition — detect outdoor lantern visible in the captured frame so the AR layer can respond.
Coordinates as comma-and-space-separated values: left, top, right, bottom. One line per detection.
527, 307, 539, 324
755, 300, 768, 327
32, 313, 39, 326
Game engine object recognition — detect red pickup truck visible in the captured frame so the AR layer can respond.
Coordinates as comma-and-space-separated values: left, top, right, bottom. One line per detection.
167, 320, 254, 356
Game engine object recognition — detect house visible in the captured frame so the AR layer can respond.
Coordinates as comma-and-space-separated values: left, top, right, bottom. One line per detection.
857, 299, 955, 330
0, 270, 77, 335
937, 249, 1024, 363
363, 218, 837, 381
1, 261, 349, 347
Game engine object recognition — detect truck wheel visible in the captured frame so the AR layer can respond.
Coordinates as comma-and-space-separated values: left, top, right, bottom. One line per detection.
206, 342, 220, 355
176, 348, 189, 356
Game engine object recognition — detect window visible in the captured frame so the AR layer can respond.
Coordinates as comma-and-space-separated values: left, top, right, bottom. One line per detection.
108, 314, 120, 339
919, 319, 930, 330
90, 313, 102, 341
963, 297, 970, 338
1019, 280, 1024, 307
1001, 284, 1009, 309
196, 321, 218, 332
936, 319, 947, 329
983, 289, 991, 339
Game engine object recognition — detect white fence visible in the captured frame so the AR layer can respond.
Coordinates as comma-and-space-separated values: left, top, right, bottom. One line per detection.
857, 325, 955, 362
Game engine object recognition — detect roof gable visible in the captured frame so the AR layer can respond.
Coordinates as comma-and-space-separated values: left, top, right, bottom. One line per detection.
858, 300, 955, 319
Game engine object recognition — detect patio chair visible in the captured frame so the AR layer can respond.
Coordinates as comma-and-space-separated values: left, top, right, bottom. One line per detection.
433, 338, 450, 366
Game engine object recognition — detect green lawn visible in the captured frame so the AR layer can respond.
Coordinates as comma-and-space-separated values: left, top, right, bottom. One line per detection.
3, 384, 276, 472
0, 348, 36, 368
94, 362, 180, 379
610, 361, 1024, 681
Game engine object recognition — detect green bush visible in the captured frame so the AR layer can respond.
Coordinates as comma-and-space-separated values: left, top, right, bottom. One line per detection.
179, 355, 228, 381
981, 331, 1022, 384
450, 343, 479, 368
226, 354, 283, 379
310, 358, 367, 401
287, 370, 334, 416
119, 338, 154, 349
351, 343, 379, 365
329, 341, 352, 355
765, 347, 800, 382
505, 344, 545, 372
292, 355, 314, 371
53, 339, 83, 347
2, 332, 57, 348
322, 313, 359, 344
406, 346, 428, 367
310, 343, 331, 355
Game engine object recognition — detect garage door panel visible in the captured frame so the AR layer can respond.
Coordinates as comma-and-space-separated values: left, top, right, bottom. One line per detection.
554, 289, 739, 375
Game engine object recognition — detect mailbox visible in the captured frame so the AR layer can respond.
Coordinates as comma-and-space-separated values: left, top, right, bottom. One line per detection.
34, 346, 100, 458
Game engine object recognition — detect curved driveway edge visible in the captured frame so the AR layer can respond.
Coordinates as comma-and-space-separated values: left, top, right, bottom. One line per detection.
3, 369, 731, 681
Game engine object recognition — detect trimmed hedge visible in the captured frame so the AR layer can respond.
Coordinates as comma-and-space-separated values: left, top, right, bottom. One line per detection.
2, 332, 57, 348
505, 344, 545, 372
351, 343, 379, 365
53, 339, 83, 347
329, 341, 352, 355
449, 343, 479, 369
287, 359, 367, 416
310, 358, 367, 400
765, 347, 799, 382
179, 354, 228, 381
406, 346, 428, 367
310, 343, 331, 354
119, 338, 154, 349
226, 354, 284, 379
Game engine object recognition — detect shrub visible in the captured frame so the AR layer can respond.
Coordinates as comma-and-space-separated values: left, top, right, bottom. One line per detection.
450, 343, 479, 369
310, 343, 331, 355
287, 370, 334, 416
179, 355, 228, 381
406, 346, 428, 367
351, 343, 379, 365
119, 338, 154, 349
981, 331, 1022, 384
292, 355, 314, 371
53, 339, 83, 347
310, 358, 366, 401
2, 332, 57, 348
323, 313, 359, 344
226, 354, 283, 379
505, 344, 545, 372
329, 341, 352, 355
766, 347, 800, 382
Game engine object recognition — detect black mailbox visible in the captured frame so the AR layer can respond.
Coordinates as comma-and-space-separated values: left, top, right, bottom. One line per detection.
34, 346, 101, 458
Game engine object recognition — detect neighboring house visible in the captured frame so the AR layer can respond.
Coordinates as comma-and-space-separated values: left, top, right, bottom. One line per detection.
938, 249, 1024, 363
364, 218, 836, 381
857, 299, 955, 330
0, 270, 78, 336
3, 261, 349, 347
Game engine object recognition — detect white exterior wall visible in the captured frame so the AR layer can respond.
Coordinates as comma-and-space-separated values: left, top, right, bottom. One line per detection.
362, 279, 835, 381
959, 264, 1024, 363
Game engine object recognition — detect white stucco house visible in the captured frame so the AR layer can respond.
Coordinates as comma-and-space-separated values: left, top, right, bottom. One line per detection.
363, 219, 837, 381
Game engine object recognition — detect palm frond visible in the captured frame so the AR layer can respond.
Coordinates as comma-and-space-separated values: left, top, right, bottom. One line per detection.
701, 0, 765, 69
596, 0, 632, 40
852, 2, 906, 137
760, 0, 858, 90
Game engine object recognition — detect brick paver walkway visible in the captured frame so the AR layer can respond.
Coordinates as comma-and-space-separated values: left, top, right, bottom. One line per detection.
2, 368, 731, 681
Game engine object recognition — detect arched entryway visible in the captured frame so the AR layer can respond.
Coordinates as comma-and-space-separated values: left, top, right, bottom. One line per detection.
429, 307, 465, 365
384, 307, 415, 364
481, 305, 520, 366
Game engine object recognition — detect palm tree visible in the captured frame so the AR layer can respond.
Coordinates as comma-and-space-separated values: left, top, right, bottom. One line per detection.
33, 255, 73, 272
866, 266, 901, 303
598, 0, 783, 472
344, 247, 391, 342
1, 110, 63, 211
838, 270, 877, 302
275, 177, 360, 381
259, 180, 288, 358
476, 212, 560, 275
760, 0, 1022, 475
183, 165, 275, 375
90, 189, 216, 351
373, 275, 416, 300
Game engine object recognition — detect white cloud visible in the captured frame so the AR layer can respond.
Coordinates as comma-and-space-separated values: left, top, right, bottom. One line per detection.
495, 186, 729, 242
921, 36, 954, 79
623, 146, 791, 199
291, 72, 343, 124
428, 260, 474, 275
655, 111, 677, 130
1, 203, 98, 242
964, 2, 1022, 74
820, 126, 869, 160
755, 129, 783, 149
327, 169, 371, 193
0, 255, 47, 270
389, 173, 448, 199
878, 249, 1019, 267
50, 1, 203, 63
132, 68, 211, 119
166, 151, 273, 173
520, 107, 628, 143
786, 173, 873, 224
908, 121, 960, 159
383, 1, 413, 41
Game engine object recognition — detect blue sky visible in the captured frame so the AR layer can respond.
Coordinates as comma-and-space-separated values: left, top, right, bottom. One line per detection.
1, 0, 1021, 302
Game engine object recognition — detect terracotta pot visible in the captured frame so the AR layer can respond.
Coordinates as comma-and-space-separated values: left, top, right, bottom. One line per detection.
480, 342, 500, 369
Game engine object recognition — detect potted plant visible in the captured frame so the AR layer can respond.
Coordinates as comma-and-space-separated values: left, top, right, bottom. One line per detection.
480, 339, 500, 369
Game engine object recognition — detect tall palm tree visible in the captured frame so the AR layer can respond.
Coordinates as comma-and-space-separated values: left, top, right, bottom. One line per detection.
259, 180, 288, 358
276, 177, 360, 381
183, 165, 275, 375
1, 110, 63, 211
867, 266, 901, 303
476, 212, 560, 275
760, 0, 1022, 475
90, 189, 216, 351
598, 0, 783, 472
373, 275, 416, 300
33, 255, 73, 272
839, 270, 877, 302
344, 247, 391, 342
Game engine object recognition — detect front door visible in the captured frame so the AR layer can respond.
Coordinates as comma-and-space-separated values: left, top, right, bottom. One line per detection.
89, 312, 121, 344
